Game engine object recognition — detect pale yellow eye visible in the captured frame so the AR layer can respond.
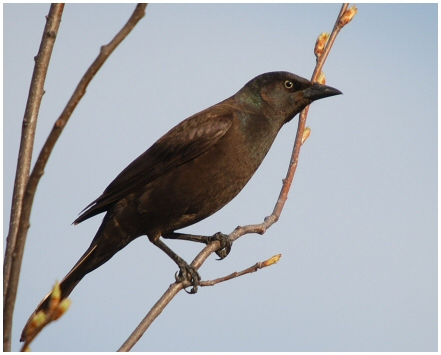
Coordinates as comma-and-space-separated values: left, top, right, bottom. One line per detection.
284, 80, 294, 89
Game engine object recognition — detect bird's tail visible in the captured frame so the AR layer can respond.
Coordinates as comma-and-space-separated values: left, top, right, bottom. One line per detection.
20, 241, 109, 342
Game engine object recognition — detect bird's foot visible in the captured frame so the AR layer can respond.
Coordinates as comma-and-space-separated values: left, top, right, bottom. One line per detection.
174, 260, 200, 294
209, 232, 232, 260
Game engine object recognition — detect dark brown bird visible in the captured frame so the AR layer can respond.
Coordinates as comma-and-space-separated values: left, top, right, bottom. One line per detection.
21, 71, 341, 341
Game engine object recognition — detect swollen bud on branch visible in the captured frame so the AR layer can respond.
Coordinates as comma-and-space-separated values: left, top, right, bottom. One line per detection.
314, 32, 330, 59
53, 299, 72, 321
262, 254, 282, 267
48, 281, 61, 313
339, 5, 358, 27
27, 311, 46, 337
21, 281, 72, 347
316, 71, 326, 85
302, 127, 311, 144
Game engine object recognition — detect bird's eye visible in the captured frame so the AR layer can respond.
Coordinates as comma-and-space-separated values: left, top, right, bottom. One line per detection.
284, 80, 294, 89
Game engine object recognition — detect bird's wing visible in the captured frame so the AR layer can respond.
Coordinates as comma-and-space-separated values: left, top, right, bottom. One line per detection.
73, 112, 233, 224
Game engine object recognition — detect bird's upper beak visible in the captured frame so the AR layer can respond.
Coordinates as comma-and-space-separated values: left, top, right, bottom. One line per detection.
303, 83, 342, 101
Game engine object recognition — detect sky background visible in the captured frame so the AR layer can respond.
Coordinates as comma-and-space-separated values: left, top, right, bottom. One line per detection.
3, 3, 437, 352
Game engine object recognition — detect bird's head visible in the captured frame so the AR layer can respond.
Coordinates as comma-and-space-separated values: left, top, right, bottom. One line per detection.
236, 71, 342, 125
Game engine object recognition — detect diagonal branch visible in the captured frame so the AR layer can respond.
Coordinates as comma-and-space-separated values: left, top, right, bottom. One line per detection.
3, 5, 65, 351
3, 4, 148, 351
118, 3, 356, 352
199, 254, 282, 287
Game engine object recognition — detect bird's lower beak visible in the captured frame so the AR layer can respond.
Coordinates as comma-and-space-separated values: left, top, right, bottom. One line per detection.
303, 83, 342, 101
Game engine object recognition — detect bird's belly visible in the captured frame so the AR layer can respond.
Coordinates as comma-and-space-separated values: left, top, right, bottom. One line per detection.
138, 142, 262, 235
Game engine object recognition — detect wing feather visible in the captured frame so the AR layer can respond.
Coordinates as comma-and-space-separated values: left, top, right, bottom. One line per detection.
73, 112, 233, 224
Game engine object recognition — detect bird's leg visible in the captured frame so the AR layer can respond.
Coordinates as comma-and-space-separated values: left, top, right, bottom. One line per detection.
152, 238, 200, 293
162, 232, 232, 260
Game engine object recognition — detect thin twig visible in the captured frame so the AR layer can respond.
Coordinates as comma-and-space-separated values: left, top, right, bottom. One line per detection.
200, 254, 281, 287
225, 4, 353, 241
3, 5, 64, 351
118, 4, 355, 351
4, 4, 148, 351
118, 282, 184, 352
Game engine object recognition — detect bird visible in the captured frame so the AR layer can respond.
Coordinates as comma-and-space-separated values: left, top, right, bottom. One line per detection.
21, 71, 341, 341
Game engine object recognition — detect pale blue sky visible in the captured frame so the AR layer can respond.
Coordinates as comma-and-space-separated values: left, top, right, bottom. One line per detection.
4, 3, 437, 351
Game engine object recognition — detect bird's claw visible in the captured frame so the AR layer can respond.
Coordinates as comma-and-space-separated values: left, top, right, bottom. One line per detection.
174, 262, 200, 294
210, 232, 232, 260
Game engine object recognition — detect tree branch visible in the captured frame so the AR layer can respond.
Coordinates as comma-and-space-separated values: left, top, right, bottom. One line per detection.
199, 254, 282, 287
3, 4, 64, 351
118, 4, 357, 351
117, 254, 281, 352
4, 4, 148, 351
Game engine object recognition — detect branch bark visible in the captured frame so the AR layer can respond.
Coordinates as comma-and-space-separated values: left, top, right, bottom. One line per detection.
3, 4, 64, 351
3, 4, 148, 351
199, 254, 282, 287
118, 3, 356, 352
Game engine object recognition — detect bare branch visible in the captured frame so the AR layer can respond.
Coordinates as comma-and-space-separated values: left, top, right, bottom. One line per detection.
3, 5, 64, 351
200, 254, 282, 287
118, 282, 183, 352
4, 4, 148, 351
270, 3, 350, 225
118, 4, 356, 351
223, 4, 358, 242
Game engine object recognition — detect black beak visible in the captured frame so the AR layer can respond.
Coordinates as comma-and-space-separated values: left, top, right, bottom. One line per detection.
303, 83, 342, 101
